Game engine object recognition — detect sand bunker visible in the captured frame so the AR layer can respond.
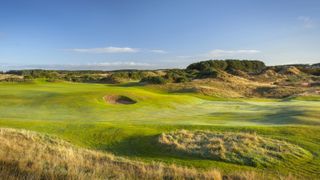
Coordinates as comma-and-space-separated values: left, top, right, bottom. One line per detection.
104, 95, 136, 104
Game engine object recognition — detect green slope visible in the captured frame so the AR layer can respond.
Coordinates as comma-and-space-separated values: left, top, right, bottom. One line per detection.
0, 80, 319, 178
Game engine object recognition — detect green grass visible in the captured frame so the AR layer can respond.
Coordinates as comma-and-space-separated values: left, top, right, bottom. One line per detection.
0, 80, 319, 178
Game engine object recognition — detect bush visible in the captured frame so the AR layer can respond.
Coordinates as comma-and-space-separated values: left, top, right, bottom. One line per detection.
99, 75, 124, 84
140, 76, 167, 84
164, 69, 192, 83
225, 60, 265, 73
187, 59, 266, 74
23, 75, 33, 80
175, 76, 189, 83
196, 69, 219, 79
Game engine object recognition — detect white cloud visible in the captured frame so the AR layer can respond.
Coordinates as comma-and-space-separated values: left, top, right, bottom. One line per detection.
68, 47, 168, 54
87, 61, 151, 67
208, 49, 261, 57
149, 49, 167, 54
298, 16, 315, 29
69, 46, 139, 53
0, 61, 152, 71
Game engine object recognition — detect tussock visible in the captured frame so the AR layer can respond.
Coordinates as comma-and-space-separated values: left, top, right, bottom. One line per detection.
0, 128, 228, 180
158, 130, 311, 167
278, 66, 302, 76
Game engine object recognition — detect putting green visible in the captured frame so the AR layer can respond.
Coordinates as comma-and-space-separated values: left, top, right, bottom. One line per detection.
0, 80, 319, 178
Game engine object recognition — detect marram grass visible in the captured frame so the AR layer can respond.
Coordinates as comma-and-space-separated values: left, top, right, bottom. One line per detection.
158, 130, 312, 167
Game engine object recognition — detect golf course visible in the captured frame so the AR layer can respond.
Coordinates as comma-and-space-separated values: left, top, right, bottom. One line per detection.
2, 1, 320, 179
0, 79, 319, 179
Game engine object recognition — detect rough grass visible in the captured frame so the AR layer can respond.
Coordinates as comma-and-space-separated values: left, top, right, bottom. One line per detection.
0, 128, 222, 179
0, 74, 23, 81
158, 130, 312, 168
144, 69, 319, 98
0, 128, 270, 180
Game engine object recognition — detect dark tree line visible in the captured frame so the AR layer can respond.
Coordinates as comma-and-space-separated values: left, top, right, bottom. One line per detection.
186, 59, 266, 74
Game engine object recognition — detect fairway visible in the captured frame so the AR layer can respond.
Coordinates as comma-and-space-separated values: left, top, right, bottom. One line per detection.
0, 81, 320, 178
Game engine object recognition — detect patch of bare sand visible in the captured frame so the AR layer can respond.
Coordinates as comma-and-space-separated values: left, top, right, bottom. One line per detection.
104, 95, 136, 104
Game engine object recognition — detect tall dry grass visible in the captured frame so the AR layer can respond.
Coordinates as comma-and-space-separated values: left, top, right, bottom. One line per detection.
158, 130, 310, 167
0, 128, 299, 179
0, 128, 226, 180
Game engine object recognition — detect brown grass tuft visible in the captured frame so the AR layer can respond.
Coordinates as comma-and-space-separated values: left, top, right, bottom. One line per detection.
0, 128, 228, 179
158, 130, 311, 167
0, 128, 300, 179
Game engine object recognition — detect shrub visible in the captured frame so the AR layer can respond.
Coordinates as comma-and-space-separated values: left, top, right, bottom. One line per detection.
175, 76, 189, 83
196, 69, 219, 79
187, 60, 266, 74
164, 69, 192, 83
99, 75, 123, 84
140, 76, 167, 84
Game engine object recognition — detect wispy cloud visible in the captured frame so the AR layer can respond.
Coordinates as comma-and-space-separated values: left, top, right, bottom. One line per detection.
0, 61, 152, 71
69, 46, 139, 53
298, 16, 315, 29
68, 47, 168, 54
208, 49, 261, 57
87, 61, 151, 67
149, 49, 167, 54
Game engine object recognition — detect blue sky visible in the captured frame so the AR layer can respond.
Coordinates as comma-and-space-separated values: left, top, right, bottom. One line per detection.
0, 0, 319, 70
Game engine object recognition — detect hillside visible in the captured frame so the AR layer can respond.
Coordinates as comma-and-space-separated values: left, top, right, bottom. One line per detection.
2, 59, 319, 98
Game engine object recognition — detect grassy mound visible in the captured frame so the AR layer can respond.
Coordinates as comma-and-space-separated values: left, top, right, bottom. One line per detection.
279, 66, 302, 75
158, 130, 311, 167
104, 95, 136, 104
0, 128, 226, 179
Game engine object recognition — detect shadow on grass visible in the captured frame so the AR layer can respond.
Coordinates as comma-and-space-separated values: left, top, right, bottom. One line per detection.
101, 134, 202, 161
208, 112, 262, 121
114, 82, 143, 87
254, 107, 319, 125
98, 132, 283, 168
